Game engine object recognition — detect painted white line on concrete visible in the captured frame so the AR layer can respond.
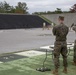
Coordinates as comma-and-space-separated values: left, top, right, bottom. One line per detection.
14, 50, 45, 57
0, 61, 3, 63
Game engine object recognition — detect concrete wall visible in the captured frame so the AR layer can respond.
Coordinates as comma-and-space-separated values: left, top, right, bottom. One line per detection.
42, 13, 76, 27
0, 14, 50, 29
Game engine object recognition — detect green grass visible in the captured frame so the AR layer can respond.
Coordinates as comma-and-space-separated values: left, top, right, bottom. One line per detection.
0, 53, 76, 75
39, 15, 56, 26
38, 15, 52, 24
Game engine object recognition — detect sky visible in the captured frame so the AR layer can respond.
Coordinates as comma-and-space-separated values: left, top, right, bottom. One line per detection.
0, 0, 76, 13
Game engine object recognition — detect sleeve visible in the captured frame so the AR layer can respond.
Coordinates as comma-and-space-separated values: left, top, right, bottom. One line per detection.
52, 26, 56, 35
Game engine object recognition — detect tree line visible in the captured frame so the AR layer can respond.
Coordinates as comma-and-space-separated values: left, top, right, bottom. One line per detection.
0, 1, 76, 14
0, 1, 28, 14
33, 4, 76, 15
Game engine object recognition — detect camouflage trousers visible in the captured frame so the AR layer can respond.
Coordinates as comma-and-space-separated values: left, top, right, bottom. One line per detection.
73, 40, 76, 62
54, 41, 68, 69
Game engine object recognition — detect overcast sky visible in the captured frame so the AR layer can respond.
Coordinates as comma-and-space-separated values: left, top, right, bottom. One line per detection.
0, 0, 76, 13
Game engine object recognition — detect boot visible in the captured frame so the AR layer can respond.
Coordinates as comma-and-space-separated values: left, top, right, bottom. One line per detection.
63, 67, 67, 74
52, 69, 58, 75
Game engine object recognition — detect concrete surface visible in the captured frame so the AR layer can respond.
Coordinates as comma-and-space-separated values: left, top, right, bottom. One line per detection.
0, 28, 75, 54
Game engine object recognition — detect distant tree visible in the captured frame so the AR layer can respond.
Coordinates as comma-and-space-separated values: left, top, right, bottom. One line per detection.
0, 1, 29, 14
32, 12, 39, 15
15, 2, 28, 14
10, 6, 15, 13
3, 1, 11, 13
47, 11, 51, 14
0, 2, 4, 13
0, 1, 11, 13
70, 4, 76, 13
33, 11, 47, 15
55, 8, 62, 13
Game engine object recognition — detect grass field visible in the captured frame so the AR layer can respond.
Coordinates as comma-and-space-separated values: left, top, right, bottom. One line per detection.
0, 51, 76, 75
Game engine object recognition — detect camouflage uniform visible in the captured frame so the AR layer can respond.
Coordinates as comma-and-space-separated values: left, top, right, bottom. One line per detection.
73, 40, 76, 62
72, 25, 76, 33
52, 23, 69, 69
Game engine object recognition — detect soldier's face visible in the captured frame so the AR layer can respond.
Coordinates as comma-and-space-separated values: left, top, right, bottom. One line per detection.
58, 18, 63, 23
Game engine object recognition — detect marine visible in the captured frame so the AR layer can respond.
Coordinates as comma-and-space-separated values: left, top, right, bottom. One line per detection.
52, 16, 69, 75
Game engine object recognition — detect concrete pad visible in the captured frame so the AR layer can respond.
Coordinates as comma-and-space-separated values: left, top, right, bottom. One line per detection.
0, 61, 3, 63
14, 50, 45, 57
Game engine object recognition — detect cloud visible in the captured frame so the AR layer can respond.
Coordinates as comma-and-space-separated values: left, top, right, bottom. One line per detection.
25, 0, 76, 13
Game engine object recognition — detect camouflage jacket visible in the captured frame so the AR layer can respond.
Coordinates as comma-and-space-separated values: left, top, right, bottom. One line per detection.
52, 23, 69, 41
